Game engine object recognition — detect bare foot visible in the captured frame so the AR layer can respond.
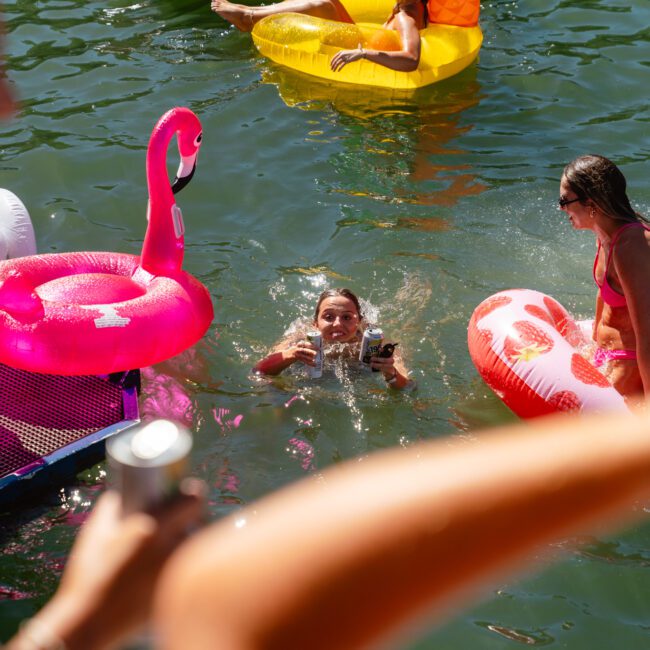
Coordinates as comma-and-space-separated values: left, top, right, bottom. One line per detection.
211, 0, 254, 32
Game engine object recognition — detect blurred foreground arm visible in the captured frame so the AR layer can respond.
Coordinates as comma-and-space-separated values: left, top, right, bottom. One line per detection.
155, 412, 650, 650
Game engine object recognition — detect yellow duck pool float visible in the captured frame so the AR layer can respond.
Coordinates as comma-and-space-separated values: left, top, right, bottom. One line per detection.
251, 0, 482, 90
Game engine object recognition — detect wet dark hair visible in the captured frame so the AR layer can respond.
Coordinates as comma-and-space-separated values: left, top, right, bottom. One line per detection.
393, 0, 428, 26
563, 154, 647, 224
314, 288, 362, 321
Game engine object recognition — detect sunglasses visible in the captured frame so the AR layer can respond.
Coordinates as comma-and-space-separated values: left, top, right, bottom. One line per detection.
558, 196, 582, 208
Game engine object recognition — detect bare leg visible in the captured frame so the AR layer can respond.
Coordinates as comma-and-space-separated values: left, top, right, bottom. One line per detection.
210, 0, 354, 32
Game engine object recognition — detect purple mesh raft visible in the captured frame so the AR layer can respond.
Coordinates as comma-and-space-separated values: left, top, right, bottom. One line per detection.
0, 363, 139, 503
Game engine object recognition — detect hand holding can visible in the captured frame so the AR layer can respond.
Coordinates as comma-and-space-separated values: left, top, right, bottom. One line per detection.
306, 330, 323, 378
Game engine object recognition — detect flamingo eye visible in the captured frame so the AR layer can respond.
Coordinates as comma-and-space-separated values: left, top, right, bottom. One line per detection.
194, 133, 203, 146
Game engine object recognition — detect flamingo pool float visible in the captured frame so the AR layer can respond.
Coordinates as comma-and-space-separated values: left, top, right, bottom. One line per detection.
0, 107, 213, 376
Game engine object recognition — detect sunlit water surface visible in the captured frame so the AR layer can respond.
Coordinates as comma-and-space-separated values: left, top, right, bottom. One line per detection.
1, 0, 650, 647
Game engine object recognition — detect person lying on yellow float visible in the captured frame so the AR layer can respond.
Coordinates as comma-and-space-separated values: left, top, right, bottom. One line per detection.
210, 0, 482, 89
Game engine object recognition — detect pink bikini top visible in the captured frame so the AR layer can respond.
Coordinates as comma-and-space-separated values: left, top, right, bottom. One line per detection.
593, 222, 649, 308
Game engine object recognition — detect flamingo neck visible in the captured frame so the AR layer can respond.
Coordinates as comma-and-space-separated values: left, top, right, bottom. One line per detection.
140, 118, 184, 276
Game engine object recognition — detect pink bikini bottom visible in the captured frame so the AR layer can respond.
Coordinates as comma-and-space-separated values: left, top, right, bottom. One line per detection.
593, 346, 637, 368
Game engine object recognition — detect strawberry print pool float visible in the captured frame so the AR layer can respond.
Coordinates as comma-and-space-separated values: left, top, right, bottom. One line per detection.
467, 288, 629, 418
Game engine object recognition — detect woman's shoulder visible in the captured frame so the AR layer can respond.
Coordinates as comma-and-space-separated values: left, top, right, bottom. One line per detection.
396, 2, 426, 27
384, 2, 425, 29
613, 224, 650, 257
611, 226, 650, 286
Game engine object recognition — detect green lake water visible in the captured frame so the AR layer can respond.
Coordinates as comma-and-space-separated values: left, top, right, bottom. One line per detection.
1, 0, 650, 647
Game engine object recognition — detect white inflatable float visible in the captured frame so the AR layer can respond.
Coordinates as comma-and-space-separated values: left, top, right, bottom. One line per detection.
0, 188, 36, 260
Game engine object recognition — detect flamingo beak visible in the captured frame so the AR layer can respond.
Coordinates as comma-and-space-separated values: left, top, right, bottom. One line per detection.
171, 154, 197, 195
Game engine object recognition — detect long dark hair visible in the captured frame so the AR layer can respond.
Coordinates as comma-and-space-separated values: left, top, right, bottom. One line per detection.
563, 154, 647, 224
393, 0, 428, 26
314, 288, 362, 321
420, 0, 428, 25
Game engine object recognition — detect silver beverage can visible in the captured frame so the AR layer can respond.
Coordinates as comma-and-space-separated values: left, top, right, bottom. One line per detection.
106, 419, 192, 515
306, 330, 323, 378
359, 327, 383, 365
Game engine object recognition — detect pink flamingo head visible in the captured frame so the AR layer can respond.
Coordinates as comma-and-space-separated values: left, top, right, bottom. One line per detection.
140, 107, 203, 276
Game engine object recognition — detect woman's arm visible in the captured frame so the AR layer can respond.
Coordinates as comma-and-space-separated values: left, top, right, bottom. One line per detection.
330, 11, 421, 73
153, 411, 650, 650
613, 233, 650, 395
254, 336, 317, 376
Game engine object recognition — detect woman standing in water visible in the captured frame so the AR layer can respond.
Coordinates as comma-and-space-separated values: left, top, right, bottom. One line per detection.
559, 154, 650, 401
210, 0, 427, 73
254, 288, 411, 390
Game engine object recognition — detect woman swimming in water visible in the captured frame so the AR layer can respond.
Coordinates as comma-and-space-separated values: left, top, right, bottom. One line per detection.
210, 0, 426, 73
254, 287, 411, 389
559, 154, 650, 401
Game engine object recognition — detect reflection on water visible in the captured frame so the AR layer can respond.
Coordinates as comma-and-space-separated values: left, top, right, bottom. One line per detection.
260, 63, 488, 242
139, 338, 223, 428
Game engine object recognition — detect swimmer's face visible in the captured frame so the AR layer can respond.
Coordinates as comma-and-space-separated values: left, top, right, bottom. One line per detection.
315, 296, 360, 343
559, 175, 591, 230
